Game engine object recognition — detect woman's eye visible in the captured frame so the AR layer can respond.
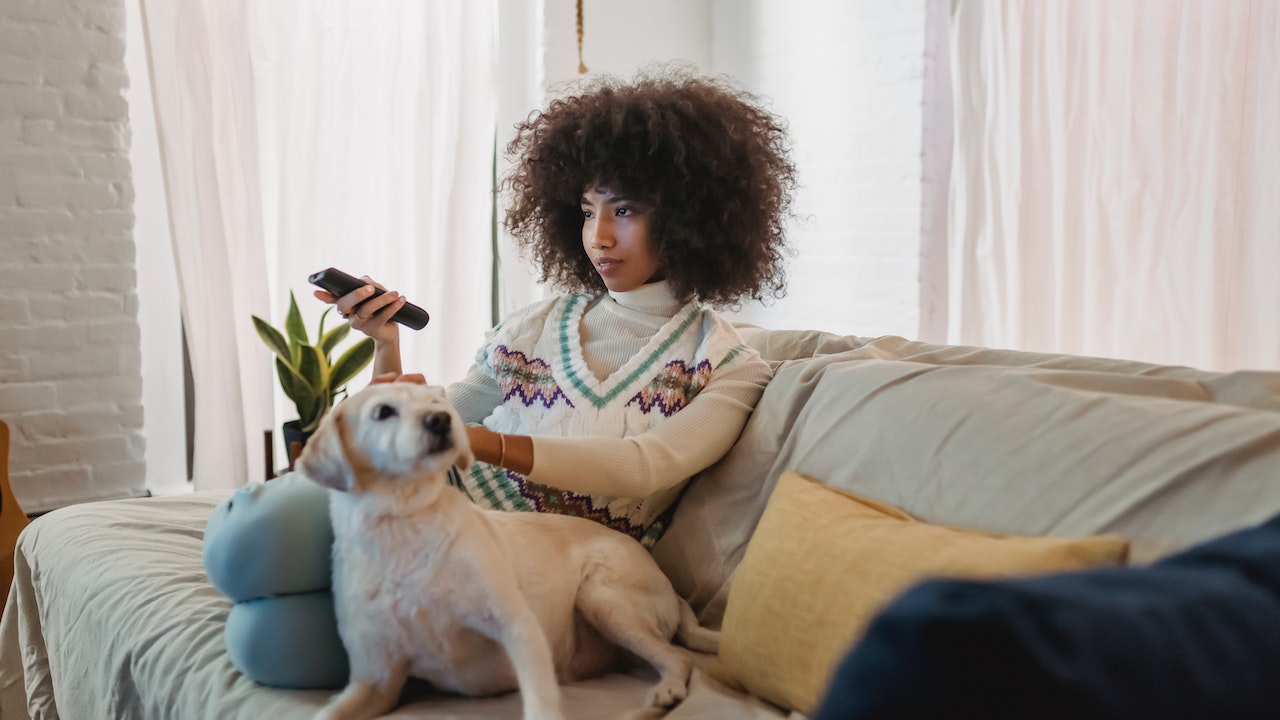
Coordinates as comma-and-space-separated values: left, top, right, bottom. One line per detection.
374, 404, 398, 420
615, 207, 630, 216
581, 209, 594, 219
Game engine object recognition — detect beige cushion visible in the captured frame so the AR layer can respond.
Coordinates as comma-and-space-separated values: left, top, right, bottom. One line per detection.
719, 471, 1130, 715
731, 323, 862, 365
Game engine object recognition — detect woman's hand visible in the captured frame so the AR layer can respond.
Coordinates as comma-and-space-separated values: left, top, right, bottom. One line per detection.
313, 276, 408, 347
368, 372, 426, 386
314, 276, 408, 376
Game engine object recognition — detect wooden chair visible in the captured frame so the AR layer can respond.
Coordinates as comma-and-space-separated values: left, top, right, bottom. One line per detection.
1, 419, 31, 608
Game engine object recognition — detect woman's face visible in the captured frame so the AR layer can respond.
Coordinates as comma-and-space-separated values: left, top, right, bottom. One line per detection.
581, 186, 665, 293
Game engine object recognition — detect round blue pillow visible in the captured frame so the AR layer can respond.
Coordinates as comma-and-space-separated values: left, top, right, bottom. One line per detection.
203, 472, 334, 602
225, 591, 348, 689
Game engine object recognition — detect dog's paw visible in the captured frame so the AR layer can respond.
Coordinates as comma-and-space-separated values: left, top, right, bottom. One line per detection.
644, 679, 688, 709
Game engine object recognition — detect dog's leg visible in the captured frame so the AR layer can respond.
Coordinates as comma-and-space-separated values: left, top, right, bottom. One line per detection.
494, 606, 565, 720
576, 584, 693, 710
674, 597, 720, 655
314, 671, 406, 720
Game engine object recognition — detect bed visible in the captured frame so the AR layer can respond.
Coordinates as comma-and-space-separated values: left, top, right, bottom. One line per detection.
6, 326, 1280, 719
0, 491, 782, 720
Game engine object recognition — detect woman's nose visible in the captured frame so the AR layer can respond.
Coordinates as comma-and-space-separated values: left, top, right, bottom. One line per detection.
589, 217, 615, 248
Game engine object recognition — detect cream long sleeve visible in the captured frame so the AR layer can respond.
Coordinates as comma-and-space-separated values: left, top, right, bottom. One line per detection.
446, 281, 772, 499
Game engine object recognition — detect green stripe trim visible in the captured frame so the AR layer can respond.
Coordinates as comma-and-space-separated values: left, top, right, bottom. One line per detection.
558, 297, 702, 409
468, 463, 507, 509
468, 462, 533, 512
716, 344, 748, 369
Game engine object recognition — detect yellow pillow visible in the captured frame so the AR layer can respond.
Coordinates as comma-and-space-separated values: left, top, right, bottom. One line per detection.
720, 471, 1130, 714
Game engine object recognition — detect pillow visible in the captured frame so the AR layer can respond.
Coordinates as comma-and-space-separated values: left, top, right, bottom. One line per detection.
731, 323, 865, 364
719, 471, 1130, 715
812, 511, 1280, 719
203, 472, 334, 602
653, 341, 1280, 632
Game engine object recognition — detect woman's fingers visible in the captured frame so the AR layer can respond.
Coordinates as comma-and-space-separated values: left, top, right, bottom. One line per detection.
370, 372, 426, 385
368, 295, 407, 324
313, 277, 402, 345
334, 286, 378, 319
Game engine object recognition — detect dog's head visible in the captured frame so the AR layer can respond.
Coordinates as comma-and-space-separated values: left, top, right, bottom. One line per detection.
297, 382, 475, 493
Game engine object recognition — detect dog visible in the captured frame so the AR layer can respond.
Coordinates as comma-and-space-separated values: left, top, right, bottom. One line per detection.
296, 382, 720, 720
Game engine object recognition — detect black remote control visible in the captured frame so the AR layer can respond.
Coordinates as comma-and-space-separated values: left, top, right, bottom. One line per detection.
308, 268, 430, 330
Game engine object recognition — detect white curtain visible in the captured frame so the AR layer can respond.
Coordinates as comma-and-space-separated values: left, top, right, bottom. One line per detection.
948, 0, 1280, 371
142, 0, 497, 488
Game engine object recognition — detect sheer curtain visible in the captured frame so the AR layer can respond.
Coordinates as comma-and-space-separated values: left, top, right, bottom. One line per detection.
948, 0, 1280, 371
142, 0, 497, 489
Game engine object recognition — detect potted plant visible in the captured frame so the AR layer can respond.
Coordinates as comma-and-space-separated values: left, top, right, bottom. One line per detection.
251, 291, 375, 461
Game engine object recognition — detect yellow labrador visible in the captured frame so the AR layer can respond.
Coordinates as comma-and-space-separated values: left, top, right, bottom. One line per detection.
297, 382, 718, 720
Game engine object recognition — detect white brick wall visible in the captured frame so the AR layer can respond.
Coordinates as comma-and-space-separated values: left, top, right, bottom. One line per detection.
0, 0, 147, 513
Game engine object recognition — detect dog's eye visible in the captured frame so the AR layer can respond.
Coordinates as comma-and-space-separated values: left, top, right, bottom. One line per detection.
373, 404, 398, 421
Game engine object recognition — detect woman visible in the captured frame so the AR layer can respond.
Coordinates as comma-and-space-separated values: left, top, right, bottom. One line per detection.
326, 68, 796, 546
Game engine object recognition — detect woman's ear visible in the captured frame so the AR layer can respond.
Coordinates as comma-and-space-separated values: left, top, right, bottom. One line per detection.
296, 407, 355, 492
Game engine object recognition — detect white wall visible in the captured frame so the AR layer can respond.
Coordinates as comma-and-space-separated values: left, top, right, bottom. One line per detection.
542, 0, 712, 89
711, 0, 929, 339
0, 0, 148, 512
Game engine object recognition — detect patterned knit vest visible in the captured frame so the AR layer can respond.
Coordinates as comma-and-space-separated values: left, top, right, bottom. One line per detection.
455, 293, 752, 546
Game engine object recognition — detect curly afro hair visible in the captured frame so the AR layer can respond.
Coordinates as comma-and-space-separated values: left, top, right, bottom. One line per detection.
502, 67, 797, 307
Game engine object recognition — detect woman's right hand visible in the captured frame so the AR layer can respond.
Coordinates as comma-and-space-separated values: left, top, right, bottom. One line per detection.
313, 276, 408, 347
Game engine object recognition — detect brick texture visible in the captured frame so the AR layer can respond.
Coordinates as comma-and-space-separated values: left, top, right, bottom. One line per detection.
0, 0, 147, 512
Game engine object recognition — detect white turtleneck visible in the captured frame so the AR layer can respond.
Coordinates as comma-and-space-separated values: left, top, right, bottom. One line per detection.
447, 281, 772, 498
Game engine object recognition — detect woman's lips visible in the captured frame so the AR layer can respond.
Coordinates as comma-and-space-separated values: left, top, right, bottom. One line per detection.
595, 259, 621, 275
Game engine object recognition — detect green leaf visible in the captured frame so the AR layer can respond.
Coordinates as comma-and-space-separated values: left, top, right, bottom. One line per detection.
298, 395, 328, 432
320, 322, 352, 356
330, 337, 375, 393
297, 341, 329, 395
275, 357, 314, 408
317, 307, 333, 341
252, 315, 292, 365
285, 292, 308, 346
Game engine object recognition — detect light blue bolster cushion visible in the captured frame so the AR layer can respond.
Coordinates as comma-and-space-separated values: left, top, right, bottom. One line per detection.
203, 472, 334, 602
204, 472, 349, 689
225, 592, 349, 689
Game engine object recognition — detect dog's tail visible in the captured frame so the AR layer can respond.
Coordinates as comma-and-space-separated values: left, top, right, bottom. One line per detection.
674, 597, 720, 655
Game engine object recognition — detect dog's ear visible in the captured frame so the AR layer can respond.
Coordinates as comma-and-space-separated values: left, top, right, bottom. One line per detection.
454, 444, 475, 472
297, 405, 355, 492
453, 418, 475, 471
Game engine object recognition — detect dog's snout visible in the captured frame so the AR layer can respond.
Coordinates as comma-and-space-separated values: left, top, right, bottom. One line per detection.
422, 411, 451, 436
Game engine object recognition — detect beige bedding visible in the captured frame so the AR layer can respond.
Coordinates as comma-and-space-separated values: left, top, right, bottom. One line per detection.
0, 493, 783, 720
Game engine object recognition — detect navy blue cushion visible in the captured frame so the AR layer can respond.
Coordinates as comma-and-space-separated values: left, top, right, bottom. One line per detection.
813, 514, 1280, 720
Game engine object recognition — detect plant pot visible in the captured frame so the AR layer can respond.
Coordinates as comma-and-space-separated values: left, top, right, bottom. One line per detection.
282, 420, 316, 468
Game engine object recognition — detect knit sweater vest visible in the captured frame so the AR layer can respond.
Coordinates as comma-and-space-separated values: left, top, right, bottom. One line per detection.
456, 292, 752, 546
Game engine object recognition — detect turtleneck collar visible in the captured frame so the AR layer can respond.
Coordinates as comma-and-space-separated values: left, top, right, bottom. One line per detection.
605, 280, 684, 317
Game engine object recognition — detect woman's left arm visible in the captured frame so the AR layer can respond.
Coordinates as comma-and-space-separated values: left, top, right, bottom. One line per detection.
516, 355, 772, 497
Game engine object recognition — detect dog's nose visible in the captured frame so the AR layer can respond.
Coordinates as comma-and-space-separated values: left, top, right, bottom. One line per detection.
422, 411, 451, 436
